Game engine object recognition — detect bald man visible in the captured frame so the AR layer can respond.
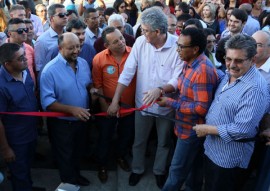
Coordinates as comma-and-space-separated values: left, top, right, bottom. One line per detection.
40, 32, 92, 186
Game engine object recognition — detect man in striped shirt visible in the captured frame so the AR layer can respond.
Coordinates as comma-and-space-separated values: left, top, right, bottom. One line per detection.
157, 28, 219, 191
193, 34, 270, 191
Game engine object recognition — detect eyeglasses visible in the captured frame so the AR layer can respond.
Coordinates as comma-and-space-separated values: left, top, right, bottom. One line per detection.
9, 28, 29, 34
224, 56, 249, 64
53, 12, 69, 18
256, 43, 270, 48
207, 40, 216, 44
176, 42, 193, 50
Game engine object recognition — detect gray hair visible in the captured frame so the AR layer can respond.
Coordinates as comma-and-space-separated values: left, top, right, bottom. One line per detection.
48, 3, 65, 18
225, 34, 257, 59
108, 14, 125, 27
203, 3, 216, 20
141, 7, 168, 34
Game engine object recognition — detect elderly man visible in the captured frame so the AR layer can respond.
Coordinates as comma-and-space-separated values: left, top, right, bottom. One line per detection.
35, 3, 67, 73
107, 7, 183, 189
252, 30, 270, 191
167, 14, 177, 35
157, 28, 219, 191
193, 34, 270, 191
92, 26, 136, 183
94, 14, 135, 53
40, 33, 92, 186
0, 43, 38, 191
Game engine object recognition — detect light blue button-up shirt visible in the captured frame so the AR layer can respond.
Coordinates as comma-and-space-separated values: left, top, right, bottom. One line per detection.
84, 27, 102, 47
204, 66, 270, 168
34, 27, 59, 71
40, 53, 92, 120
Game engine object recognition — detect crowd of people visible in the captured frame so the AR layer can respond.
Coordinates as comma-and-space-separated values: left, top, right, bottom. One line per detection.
0, 0, 270, 190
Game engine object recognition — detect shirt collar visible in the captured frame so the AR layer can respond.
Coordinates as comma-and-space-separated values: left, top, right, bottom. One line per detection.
258, 57, 270, 73
0, 66, 27, 83
48, 27, 59, 38
57, 52, 78, 67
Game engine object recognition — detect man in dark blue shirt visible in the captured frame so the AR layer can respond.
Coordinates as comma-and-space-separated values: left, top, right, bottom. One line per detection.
0, 43, 38, 191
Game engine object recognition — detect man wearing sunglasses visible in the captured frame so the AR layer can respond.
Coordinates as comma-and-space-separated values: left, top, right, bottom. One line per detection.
17, 1, 43, 39
6, 18, 36, 86
157, 28, 218, 191
35, 3, 67, 73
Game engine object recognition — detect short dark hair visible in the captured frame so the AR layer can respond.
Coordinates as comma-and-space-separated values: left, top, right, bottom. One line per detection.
230, 8, 248, 23
48, 4, 65, 18
0, 43, 21, 64
66, 19, 86, 32
178, 2, 189, 14
7, 18, 25, 31
104, 7, 116, 17
24, 19, 33, 25
84, 7, 97, 19
17, 0, 30, 10
177, 13, 192, 22
181, 28, 207, 54
203, 28, 216, 37
153, 1, 164, 9
101, 26, 116, 44
183, 18, 203, 29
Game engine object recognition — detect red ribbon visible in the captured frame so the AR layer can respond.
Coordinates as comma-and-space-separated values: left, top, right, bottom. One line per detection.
0, 105, 150, 117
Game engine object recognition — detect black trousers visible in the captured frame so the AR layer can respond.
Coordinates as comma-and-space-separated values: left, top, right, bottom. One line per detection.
204, 155, 248, 191
47, 118, 87, 183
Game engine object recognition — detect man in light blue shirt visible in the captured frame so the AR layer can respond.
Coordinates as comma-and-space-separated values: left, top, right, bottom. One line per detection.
83, 8, 102, 47
193, 34, 270, 191
239, 3, 260, 36
34, 4, 67, 72
40, 33, 92, 186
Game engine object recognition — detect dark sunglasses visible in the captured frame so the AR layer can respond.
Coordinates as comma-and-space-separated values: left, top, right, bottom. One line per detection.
54, 12, 69, 18
9, 28, 29, 34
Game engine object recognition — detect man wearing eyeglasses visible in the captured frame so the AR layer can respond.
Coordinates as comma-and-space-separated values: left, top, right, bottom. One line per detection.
107, 7, 183, 189
252, 30, 270, 191
156, 28, 218, 191
193, 34, 270, 190
0, 43, 39, 191
35, 3, 68, 73
6, 18, 36, 86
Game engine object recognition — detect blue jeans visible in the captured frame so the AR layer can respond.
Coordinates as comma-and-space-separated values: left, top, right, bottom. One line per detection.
8, 140, 36, 191
162, 136, 204, 191
96, 114, 134, 167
